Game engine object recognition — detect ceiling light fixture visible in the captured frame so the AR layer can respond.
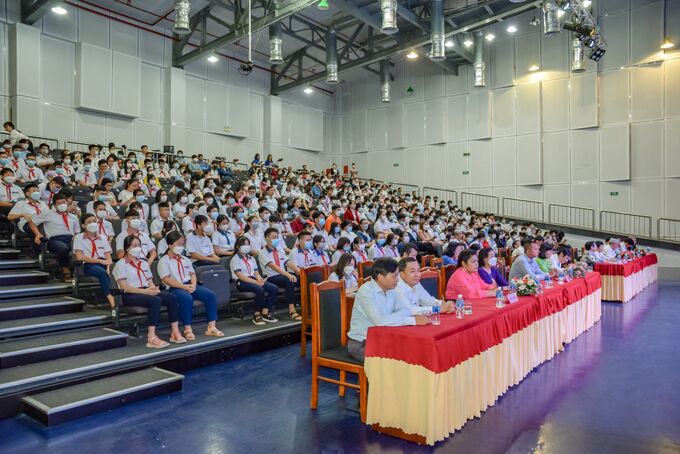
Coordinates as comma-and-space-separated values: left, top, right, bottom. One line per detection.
660, 39, 675, 50
557, 9, 566, 17
304, 86, 314, 94
406, 49, 418, 59
507, 25, 518, 33
528, 64, 540, 72
207, 54, 219, 63
485, 33, 495, 41
529, 15, 540, 26
582, 0, 592, 7
445, 40, 454, 48
51, 5, 67, 14
463, 39, 473, 48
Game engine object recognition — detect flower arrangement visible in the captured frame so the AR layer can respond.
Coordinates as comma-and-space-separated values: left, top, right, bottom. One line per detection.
510, 275, 540, 296
570, 261, 589, 279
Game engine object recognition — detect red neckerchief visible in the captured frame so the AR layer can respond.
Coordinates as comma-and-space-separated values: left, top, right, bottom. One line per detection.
171, 254, 186, 282
3, 183, 11, 199
28, 201, 41, 215
60, 212, 71, 232
272, 248, 281, 267
86, 233, 99, 258
126, 258, 146, 287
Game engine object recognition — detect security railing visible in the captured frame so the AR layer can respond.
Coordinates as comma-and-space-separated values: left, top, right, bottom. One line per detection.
548, 203, 595, 230
502, 197, 544, 222
1, 131, 59, 150
389, 181, 420, 195
460, 192, 499, 214
657, 218, 680, 243
421, 187, 458, 205
600, 210, 652, 238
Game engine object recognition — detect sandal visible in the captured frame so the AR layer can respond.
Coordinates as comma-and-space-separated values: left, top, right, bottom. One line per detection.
146, 336, 169, 349
62, 271, 73, 282
204, 327, 224, 337
289, 311, 302, 321
183, 329, 196, 341
169, 333, 187, 344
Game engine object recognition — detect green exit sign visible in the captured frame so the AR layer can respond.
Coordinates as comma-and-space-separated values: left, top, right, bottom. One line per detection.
610, 191, 619, 196
463, 152, 470, 157
462, 171, 469, 175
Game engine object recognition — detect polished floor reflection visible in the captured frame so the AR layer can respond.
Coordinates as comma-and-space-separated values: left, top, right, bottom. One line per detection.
1, 281, 679, 454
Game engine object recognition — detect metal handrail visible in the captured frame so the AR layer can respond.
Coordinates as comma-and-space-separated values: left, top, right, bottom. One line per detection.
502, 197, 544, 222
0, 131, 59, 149
657, 218, 680, 243
548, 203, 595, 230
460, 192, 499, 214
388, 181, 420, 194
421, 187, 458, 205
600, 210, 652, 238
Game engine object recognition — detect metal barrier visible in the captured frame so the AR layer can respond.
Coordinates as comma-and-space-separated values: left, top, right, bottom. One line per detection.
657, 218, 680, 243
600, 210, 652, 238
460, 192, 499, 214
502, 197, 544, 222
388, 181, 420, 195
1, 131, 59, 149
548, 203, 595, 230
421, 187, 458, 205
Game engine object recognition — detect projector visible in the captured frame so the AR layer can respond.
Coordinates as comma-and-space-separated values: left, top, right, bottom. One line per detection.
239, 61, 253, 75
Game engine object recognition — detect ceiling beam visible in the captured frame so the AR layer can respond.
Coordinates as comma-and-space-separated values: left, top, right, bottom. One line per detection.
21, 0, 58, 24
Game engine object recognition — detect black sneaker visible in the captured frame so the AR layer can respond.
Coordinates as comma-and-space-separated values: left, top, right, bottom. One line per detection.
261, 311, 278, 323
252, 314, 266, 325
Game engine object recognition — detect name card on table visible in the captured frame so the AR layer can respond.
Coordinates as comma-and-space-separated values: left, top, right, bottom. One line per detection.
507, 293, 519, 304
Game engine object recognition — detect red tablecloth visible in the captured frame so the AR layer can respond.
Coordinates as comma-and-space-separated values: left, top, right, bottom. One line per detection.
594, 254, 658, 277
594, 254, 658, 302
365, 273, 601, 373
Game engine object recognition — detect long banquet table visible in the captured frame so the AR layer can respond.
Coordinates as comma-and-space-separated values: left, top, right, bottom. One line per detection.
363, 272, 602, 445
594, 254, 658, 303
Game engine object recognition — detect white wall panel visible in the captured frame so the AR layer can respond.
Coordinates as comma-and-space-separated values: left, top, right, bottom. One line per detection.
11, 23, 41, 98
110, 21, 138, 57
570, 72, 598, 129
570, 129, 599, 183
446, 95, 467, 142
205, 81, 227, 134
424, 98, 446, 144
403, 147, 425, 187
492, 87, 516, 137
491, 37, 515, 89
665, 118, 680, 177
542, 78, 569, 132
631, 179, 664, 221
405, 102, 425, 146
0, 24, 6, 96
599, 124, 630, 181
665, 179, 680, 219
135, 121, 161, 150
492, 137, 516, 187
469, 140, 492, 188
600, 0, 630, 15
289, 103, 306, 149
516, 82, 540, 135
350, 110, 367, 152
425, 144, 447, 188
516, 134, 542, 185
41, 103, 73, 142
307, 108, 324, 151
516, 185, 543, 202
540, 31, 568, 81
598, 11, 630, 71
368, 108, 387, 151
446, 65, 468, 96
78, 9, 109, 48
544, 184, 570, 205
631, 121, 664, 179
571, 183, 599, 213
665, 58, 680, 118
76, 42, 111, 112
424, 64, 445, 100
366, 150, 386, 182
631, 64, 664, 122
138, 30, 164, 67
600, 69, 629, 124
600, 182, 631, 213
185, 76, 205, 131
112, 52, 141, 117
140, 64, 162, 123
515, 32, 540, 81
404, 61, 424, 103
185, 59, 207, 79
106, 116, 134, 146
42, 5, 76, 41
386, 103, 405, 149
41, 36, 74, 107
447, 142, 469, 188
249, 94, 264, 142
185, 129, 205, 153
630, 1, 663, 65
227, 86, 250, 137
468, 90, 491, 139
385, 148, 405, 183
204, 132, 226, 159
492, 186, 517, 199
75, 110, 105, 143
543, 131, 570, 184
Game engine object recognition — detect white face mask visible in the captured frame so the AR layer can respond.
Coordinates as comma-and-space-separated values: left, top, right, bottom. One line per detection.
239, 245, 251, 254
3, 176, 15, 185
129, 246, 143, 258
86, 223, 99, 233
488, 257, 497, 267
129, 219, 142, 229
160, 195, 168, 202
172, 246, 185, 255
180, 196, 188, 204
55, 203, 68, 212
343, 266, 355, 276
203, 224, 214, 234
96, 210, 107, 219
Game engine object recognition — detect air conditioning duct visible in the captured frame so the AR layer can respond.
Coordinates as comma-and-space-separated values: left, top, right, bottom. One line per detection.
430, 0, 445, 61
174, 0, 191, 35
381, 0, 398, 35
571, 36, 586, 72
269, 23, 284, 64
473, 31, 485, 87
542, 0, 560, 35
326, 28, 339, 84
380, 60, 391, 103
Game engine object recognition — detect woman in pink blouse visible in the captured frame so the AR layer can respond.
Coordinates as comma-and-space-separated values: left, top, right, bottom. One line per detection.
446, 249, 498, 300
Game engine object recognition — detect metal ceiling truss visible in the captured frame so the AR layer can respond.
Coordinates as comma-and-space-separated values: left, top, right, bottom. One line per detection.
271, 0, 542, 95
21, 0, 58, 24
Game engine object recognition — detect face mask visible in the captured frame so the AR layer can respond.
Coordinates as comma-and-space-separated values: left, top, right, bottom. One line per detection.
391, 239, 398, 246
210, 211, 219, 220
346, 226, 353, 233
55, 168, 65, 175
0, 158, 9, 166
135, 195, 145, 203
334, 226, 340, 234
343, 245, 351, 252
172, 246, 185, 255
303, 240, 313, 250
3, 176, 15, 185
26, 159, 36, 167
95, 210, 107, 219
180, 196, 188, 204
236, 212, 245, 220
262, 213, 270, 221
271, 238, 281, 249
173, 163, 180, 169
343, 266, 355, 276
63, 159, 71, 165
84, 164, 92, 172
358, 244, 365, 250
204, 224, 214, 234
55, 203, 67, 212
205, 198, 214, 205
97, 194, 108, 202
129, 219, 142, 229
13, 151, 21, 159
239, 244, 251, 254
227, 198, 235, 205
488, 257, 498, 267
129, 247, 143, 258
377, 238, 386, 246
86, 223, 99, 233
29, 191, 41, 201
219, 224, 230, 232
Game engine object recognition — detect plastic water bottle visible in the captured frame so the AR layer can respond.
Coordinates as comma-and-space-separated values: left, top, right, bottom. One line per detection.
544, 275, 552, 289
431, 303, 441, 325
558, 270, 565, 285
509, 281, 517, 293
496, 288, 505, 308
455, 294, 465, 319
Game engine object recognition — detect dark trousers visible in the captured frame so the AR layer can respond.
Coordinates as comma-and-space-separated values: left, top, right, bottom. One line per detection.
83, 263, 111, 296
193, 259, 219, 267
22, 224, 40, 253
267, 274, 296, 305
347, 338, 365, 363
167, 285, 218, 325
48, 235, 73, 267
123, 290, 179, 327
237, 280, 278, 312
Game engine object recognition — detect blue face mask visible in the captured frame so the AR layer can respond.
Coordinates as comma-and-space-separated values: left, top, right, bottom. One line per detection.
236, 212, 244, 219
346, 226, 353, 233
135, 195, 145, 203
84, 164, 91, 171
0, 158, 9, 166
318, 218, 326, 227
56, 168, 65, 175
210, 211, 219, 220
303, 240, 313, 250
98, 194, 107, 202
343, 246, 351, 252
377, 238, 386, 246
334, 226, 340, 234
271, 238, 281, 248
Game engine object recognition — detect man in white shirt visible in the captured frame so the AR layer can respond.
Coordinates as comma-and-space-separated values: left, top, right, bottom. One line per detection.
603, 238, 621, 260
3, 122, 28, 145
75, 157, 97, 187
115, 209, 157, 264
287, 231, 319, 274
16, 153, 44, 183
347, 257, 428, 362
259, 227, 300, 320
395, 257, 452, 314
0, 168, 25, 209
185, 214, 220, 266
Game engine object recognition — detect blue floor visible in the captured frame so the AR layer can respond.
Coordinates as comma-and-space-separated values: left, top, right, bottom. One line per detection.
2, 281, 680, 454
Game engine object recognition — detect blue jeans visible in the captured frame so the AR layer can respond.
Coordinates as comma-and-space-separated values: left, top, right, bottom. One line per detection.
167, 285, 218, 326
236, 280, 278, 312
267, 274, 296, 304
122, 290, 179, 326
83, 263, 111, 296
48, 235, 73, 267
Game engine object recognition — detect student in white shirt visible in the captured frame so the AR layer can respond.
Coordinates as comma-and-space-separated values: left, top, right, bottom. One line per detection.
91, 201, 114, 240
352, 236, 369, 263
16, 153, 44, 183
384, 233, 400, 258
150, 189, 169, 220
115, 209, 157, 264
0, 168, 24, 209
287, 232, 319, 275
339, 221, 357, 243
230, 236, 279, 325
259, 227, 301, 321
185, 214, 220, 266
7, 183, 47, 247
369, 232, 388, 260
113, 235, 183, 349
156, 220, 179, 256
332, 237, 352, 265
150, 202, 178, 240
3, 121, 28, 145
395, 257, 452, 315
212, 214, 236, 257
328, 253, 359, 294
181, 204, 199, 235
311, 234, 331, 268
75, 158, 97, 187
73, 213, 115, 310
243, 215, 265, 256
158, 231, 224, 340
228, 206, 247, 236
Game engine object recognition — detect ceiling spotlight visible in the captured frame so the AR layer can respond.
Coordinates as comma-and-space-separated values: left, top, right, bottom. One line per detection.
582, 0, 592, 7
463, 39, 473, 48
51, 5, 67, 14
485, 33, 495, 41
528, 64, 540, 72
529, 15, 540, 26
406, 49, 418, 59
588, 47, 606, 61
660, 39, 675, 50
207, 54, 219, 63
506, 25, 518, 33
304, 86, 314, 94
445, 40, 454, 48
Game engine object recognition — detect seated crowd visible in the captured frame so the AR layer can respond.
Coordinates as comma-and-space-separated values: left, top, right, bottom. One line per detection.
0, 123, 644, 354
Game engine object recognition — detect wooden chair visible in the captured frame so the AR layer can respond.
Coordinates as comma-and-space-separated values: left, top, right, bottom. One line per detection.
419, 267, 441, 299
431, 257, 443, 269
440, 264, 456, 300
420, 254, 434, 268
357, 260, 374, 281
309, 280, 367, 423
299, 265, 329, 357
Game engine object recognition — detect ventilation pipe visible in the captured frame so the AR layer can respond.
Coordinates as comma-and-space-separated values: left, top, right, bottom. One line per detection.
326, 28, 339, 84
380, 60, 391, 103
473, 31, 485, 87
542, 0, 561, 35
381, 0, 398, 35
269, 23, 284, 64
174, 0, 191, 35
571, 36, 586, 72
430, 0, 445, 61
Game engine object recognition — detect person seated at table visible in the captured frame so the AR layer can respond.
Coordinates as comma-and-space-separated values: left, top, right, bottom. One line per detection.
328, 253, 359, 294
602, 237, 621, 259
478, 247, 508, 287
536, 243, 557, 274
347, 257, 429, 362
509, 238, 554, 281
442, 241, 465, 266
445, 249, 498, 300
583, 241, 604, 264
396, 257, 452, 314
